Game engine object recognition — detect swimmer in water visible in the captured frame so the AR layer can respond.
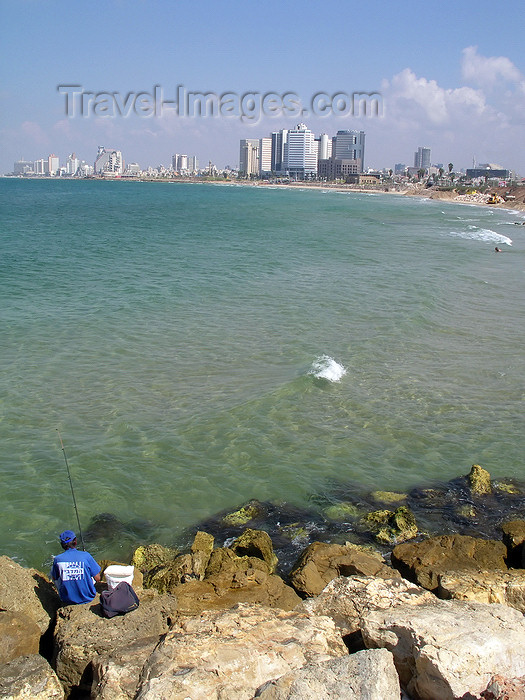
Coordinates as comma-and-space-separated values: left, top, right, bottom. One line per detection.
495, 247, 502, 252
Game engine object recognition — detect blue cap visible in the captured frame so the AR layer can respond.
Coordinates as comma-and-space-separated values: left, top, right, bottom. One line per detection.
59, 530, 76, 544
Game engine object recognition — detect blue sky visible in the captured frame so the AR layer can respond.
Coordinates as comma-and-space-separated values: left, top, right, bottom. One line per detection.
1, 0, 524, 173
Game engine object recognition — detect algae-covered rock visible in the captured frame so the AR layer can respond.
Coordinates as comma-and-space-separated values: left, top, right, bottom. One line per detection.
221, 500, 262, 526
144, 554, 194, 593
468, 464, 492, 495
130, 544, 178, 573
362, 506, 418, 545
495, 481, 520, 495
324, 502, 361, 521
371, 491, 407, 505
230, 529, 278, 573
278, 523, 309, 543
457, 505, 476, 519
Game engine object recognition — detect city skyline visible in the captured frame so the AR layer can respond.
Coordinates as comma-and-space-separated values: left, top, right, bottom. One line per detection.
1, 1, 524, 175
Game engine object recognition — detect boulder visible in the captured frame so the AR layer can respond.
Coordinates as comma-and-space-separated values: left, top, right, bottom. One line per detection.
438, 569, 525, 612
298, 575, 434, 636
361, 597, 525, 700
0, 555, 60, 634
91, 636, 163, 699
0, 654, 64, 699
391, 534, 508, 591
230, 528, 278, 573
134, 603, 348, 699
52, 590, 177, 696
361, 506, 418, 545
254, 649, 400, 700
0, 610, 41, 664
130, 543, 178, 573
481, 674, 525, 699
468, 463, 492, 495
289, 542, 399, 597
173, 572, 300, 615
502, 520, 525, 568
191, 530, 215, 579
370, 490, 407, 505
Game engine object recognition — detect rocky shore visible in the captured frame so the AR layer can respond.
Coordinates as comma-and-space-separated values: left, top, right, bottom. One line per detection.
1, 465, 525, 699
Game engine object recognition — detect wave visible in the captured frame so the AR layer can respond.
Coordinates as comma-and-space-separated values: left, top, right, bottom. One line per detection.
308, 355, 347, 382
449, 226, 513, 246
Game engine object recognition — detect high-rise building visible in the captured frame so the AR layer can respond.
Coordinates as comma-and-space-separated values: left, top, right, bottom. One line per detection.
315, 133, 332, 162
271, 129, 288, 173
47, 154, 60, 176
283, 123, 317, 178
13, 159, 34, 175
94, 146, 123, 174
239, 139, 259, 176
414, 147, 431, 170
34, 159, 47, 175
332, 130, 365, 171
259, 137, 272, 176
66, 153, 79, 175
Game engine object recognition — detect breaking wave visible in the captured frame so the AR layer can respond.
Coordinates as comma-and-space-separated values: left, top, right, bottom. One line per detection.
308, 355, 347, 382
449, 226, 512, 246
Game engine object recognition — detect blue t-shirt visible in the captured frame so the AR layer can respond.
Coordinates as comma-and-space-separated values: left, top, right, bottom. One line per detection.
50, 548, 101, 604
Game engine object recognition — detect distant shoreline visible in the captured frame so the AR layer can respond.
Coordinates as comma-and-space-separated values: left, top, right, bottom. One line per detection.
3, 174, 525, 214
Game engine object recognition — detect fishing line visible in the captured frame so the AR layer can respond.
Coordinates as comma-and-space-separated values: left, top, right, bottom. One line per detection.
56, 429, 86, 551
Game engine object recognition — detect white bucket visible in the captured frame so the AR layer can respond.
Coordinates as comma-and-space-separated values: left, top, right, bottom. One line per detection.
104, 565, 134, 590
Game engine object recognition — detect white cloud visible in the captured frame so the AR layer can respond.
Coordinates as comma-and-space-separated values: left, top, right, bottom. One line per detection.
462, 46, 523, 89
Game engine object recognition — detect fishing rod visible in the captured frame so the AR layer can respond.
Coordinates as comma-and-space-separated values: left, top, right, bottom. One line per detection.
56, 429, 86, 551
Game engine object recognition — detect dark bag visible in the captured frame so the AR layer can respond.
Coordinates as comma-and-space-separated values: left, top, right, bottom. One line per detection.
100, 581, 139, 618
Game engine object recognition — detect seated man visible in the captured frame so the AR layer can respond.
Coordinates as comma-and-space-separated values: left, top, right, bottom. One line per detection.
50, 530, 101, 605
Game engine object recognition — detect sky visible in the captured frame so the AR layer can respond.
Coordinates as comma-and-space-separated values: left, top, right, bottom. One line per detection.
1, 0, 524, 174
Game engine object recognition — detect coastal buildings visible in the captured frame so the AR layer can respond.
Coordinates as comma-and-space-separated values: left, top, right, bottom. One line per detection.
172, 153, 199, 174
259, 137, 272, 176
271, 129, 288, 173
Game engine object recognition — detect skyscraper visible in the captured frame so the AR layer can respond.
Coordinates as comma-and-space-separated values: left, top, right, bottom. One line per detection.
271, 129, 288, 173
239, 139, 259, 176
259, 137, 272, 176
332, 130, 365, 171
414, 147, 431, 170
283, 123, 317, 178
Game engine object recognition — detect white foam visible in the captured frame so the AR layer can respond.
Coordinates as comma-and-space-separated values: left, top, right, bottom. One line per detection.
308, 355, 347, 382
449, 227, 512, 246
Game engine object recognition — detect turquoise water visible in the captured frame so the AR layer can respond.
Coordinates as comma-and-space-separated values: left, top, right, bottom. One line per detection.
1, 178, 524, 568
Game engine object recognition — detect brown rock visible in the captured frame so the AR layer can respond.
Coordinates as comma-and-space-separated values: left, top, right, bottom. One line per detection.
144, 554, 193, 592
52, 589, 177, 696
0, 610, 41, 664
289, 541, 400, 597
230, 528, 278, 573
91, 636, 162, 699
438, 569, 525, 612
391, 534, 508, 591
0, 654, 64, 699
190, 530, 214, 579
502, 520, 525, 568
135, 603, 347, 699
0, 555, 60, 634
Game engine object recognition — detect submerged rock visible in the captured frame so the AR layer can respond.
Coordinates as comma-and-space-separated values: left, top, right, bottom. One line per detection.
361, 505, 418, 545
370, 491, 407, 505
221, 499, 264, 527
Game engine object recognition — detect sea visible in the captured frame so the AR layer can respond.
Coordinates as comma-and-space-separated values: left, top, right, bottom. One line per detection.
1, 178, 524, 570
